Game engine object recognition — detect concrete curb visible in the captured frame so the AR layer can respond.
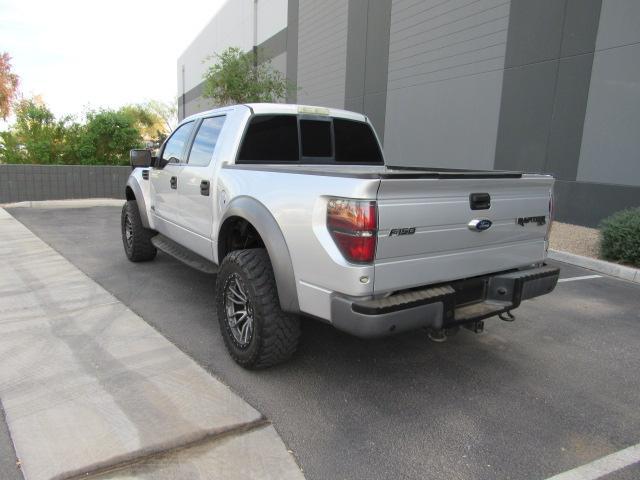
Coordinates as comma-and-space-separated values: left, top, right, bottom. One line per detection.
1, 198, 125, 209
548, 249, 640, 284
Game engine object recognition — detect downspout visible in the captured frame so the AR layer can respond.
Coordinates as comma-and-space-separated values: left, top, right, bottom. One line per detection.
253, 0, 258, 71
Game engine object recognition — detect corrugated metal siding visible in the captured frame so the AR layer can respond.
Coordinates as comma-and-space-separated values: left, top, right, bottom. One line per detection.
296, 0, 348, 109
387, 0, 509, 90
383, 0, 509, 169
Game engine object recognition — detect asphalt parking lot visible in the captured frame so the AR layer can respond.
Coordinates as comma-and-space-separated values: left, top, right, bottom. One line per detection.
5, 206, 640, 480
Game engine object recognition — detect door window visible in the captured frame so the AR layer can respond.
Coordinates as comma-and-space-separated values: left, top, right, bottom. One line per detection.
161, 121, 194, 164
187, 116, 226, 166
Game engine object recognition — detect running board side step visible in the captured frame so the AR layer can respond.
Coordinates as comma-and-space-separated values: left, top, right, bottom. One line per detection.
151, 234, 218, 274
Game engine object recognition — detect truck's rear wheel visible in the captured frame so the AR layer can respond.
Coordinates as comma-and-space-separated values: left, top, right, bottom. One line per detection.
121, 200, 157, 262
216, 249, 300, 369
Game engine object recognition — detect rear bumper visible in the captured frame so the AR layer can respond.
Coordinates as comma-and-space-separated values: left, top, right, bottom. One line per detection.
331, 265, 560, 338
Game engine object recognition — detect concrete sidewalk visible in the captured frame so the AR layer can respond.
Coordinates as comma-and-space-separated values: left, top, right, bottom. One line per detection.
0, 208, 303, 480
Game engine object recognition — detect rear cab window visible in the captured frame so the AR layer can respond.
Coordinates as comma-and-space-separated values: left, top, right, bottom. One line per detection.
237, 114, 383, 165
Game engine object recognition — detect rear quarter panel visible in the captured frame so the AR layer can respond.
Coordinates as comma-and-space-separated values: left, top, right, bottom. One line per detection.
216, 168, 380, 319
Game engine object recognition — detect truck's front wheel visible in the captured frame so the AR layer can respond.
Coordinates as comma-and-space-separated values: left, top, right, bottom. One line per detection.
121, 200, 157, 262
216, 249, 300, 368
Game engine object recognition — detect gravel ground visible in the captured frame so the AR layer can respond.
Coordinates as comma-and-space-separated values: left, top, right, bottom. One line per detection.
550, 221, 601, 259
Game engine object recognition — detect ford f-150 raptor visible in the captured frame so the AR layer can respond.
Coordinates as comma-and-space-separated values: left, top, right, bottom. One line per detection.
122, 103, 559, 368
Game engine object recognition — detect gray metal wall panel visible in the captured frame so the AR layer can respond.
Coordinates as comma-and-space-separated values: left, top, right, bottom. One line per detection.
0, 165, 129, 203
296, 0, 348, 108
384, 0, 508, 168
345, 0, 392, 141
385, 69, 504, 169
545, 54, 594, 180
494, 56, 558, 174
578, 42, 640, 187
504, 0, 566, 67
256, 28, 288, 63
345, 0, 368, 111
496, 0, 601, 183
363, 0, 392, 140
184, 96, 217, 118
286, 0, 299, 102
554, 180, 640, 227
595, 0, 640, 50
560, 0, 602, 57
269, 52, 287, 78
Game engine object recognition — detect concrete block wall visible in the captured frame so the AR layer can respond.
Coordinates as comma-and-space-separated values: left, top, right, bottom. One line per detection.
0, 165, 129, 204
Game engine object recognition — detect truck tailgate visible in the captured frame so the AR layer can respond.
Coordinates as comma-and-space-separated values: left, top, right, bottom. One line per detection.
374, 175, 553, 293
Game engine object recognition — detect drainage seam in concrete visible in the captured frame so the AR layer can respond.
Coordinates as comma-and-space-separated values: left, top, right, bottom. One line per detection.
55, 418, 271, 480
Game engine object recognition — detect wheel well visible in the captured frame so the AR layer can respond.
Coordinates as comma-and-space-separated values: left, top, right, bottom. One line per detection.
218, 216, 265, 261
125, 186, 135, 201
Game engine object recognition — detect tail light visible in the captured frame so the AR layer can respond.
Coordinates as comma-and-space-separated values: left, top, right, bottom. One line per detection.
327, 198, 377, 263
545, 190, 554, 246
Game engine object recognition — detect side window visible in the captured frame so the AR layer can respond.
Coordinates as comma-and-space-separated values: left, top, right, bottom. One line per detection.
187, 116, 226, 167
161, 121, 194, 164
238, 115, 299, 162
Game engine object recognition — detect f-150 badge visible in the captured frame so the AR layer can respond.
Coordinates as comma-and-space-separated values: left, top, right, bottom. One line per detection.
468, 219, 492, 231
389, 227, 416, 236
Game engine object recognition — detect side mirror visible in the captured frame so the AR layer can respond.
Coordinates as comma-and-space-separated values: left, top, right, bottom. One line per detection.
156, 156, 170, 169
129, 149, 152, 169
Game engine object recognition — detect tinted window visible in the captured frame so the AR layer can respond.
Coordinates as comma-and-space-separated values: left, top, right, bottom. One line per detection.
187, 116, 226, 166
334, 119, 383, 164
238, 115, 299, 162
162, 121, 194, 164
300, 120, 332, 157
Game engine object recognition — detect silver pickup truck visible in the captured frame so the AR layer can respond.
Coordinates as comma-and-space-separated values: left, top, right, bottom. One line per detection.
123, 103, 559, 368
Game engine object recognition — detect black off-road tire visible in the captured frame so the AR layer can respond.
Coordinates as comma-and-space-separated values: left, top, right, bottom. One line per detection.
121, 200, 157, 262
216, 249, 300, 369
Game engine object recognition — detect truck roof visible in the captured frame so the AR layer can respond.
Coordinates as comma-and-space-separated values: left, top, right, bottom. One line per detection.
182, 103, 369, 124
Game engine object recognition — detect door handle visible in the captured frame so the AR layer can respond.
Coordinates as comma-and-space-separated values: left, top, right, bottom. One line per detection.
200, 180, 210, 196
170, 176, 177, 189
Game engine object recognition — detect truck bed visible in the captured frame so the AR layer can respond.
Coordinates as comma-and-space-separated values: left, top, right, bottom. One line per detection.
224, 163, 553, 295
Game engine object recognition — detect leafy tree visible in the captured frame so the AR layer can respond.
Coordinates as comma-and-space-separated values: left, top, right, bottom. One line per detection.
0, 99, 144, 165
120, 104, 163, 144
76, 109, 143, 165
202, 47, 292, 105
0, 98, 69, 164
144, 99, 177, 133
1, 52, 20, 120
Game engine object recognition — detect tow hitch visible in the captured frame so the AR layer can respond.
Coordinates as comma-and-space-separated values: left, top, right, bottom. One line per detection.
499, 311, 515, 322
463, 320, 484, 334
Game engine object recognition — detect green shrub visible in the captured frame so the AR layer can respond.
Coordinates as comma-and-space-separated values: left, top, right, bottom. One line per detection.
599, 207, 640, 267
0, 97, 173, 166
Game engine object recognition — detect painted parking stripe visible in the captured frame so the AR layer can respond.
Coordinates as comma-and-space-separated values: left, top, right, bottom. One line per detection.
558, 275, 602, 283
544, 442, 640, 480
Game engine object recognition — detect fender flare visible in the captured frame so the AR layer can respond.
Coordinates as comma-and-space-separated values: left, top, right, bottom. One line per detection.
125, 176, 151, 229
219, 197, 300, 314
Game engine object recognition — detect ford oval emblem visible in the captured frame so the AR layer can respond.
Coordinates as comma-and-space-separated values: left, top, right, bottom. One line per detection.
468, 219, 492, 232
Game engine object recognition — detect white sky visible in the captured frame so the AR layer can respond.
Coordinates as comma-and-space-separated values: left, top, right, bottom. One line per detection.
0, 0, 225, 120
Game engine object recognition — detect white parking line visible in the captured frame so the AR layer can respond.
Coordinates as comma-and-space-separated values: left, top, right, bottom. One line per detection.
558, 275, 602, 283
544, 442, 640, 479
